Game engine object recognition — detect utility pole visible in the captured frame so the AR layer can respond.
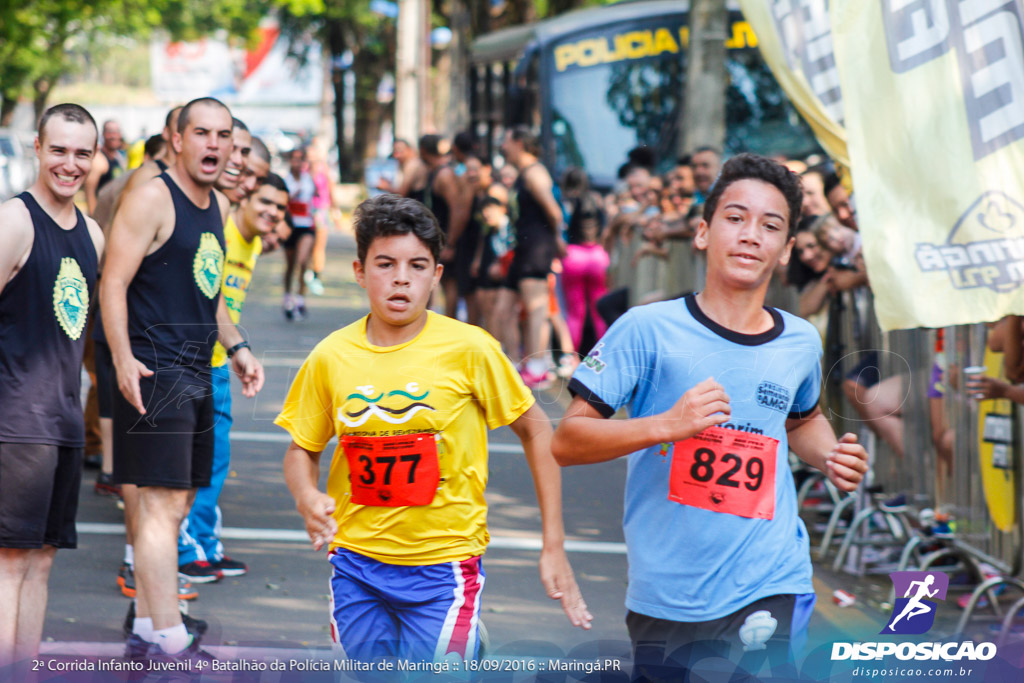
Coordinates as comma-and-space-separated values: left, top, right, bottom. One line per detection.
396, 0, 427, 142
681, 0, 728, 155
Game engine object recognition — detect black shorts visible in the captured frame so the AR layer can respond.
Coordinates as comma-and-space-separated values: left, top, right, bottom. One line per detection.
95, 340, 114, 419
627, 594, 803, 676
112, 369, 215, 489
506, 240, 555, 287
845, 349, 881, 388
283, 226, 316, 250
0, 443, 82, 549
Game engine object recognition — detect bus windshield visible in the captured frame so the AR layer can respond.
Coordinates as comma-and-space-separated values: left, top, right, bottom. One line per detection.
548, 23, 819, 188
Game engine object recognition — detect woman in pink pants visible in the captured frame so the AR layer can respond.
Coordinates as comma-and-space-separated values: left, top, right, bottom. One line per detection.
561, 201, 609, 350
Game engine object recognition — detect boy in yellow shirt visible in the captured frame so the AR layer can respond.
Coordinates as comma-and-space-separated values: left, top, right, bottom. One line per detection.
277, 194, 591, 662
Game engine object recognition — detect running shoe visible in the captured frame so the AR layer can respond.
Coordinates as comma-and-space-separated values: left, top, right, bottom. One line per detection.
149, 636, 216, 665
283, 293, 295, 321
305, 270, 325, 296
520, 368, 553, 391
125, 633, 215, 665
83, 453, 102, 469
124, 633, 151, 661
210, 556, 248, 577
295, 295, 307, 320
178, 561, 223, 584
122, 602, 207, 640
119, 564, 198, 600
94, 471, 121, 497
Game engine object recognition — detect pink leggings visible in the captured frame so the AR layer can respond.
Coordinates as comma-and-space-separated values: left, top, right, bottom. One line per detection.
561, 243, 610, 349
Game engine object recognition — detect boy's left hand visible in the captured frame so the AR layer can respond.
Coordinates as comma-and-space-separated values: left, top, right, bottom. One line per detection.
539, 546, 593, 630
826, 433, 868, 492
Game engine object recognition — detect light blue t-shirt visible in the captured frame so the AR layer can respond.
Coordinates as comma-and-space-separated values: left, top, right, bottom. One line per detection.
569, 294, 822, 622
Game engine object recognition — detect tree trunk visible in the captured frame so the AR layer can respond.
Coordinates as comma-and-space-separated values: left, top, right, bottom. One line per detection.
446, 0, 471, 134
0, 96, 17, 127
326, 21, 352, 182
32, 77, 53, 123
681, 0, 727, 155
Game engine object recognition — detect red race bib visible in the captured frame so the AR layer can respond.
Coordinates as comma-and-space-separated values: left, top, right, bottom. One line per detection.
288, 199, 311, 218
342, 433, 440, 507
668, 426, 779, 520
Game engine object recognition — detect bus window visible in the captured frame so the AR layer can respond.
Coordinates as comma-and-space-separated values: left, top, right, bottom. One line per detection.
545, 19, 819, 188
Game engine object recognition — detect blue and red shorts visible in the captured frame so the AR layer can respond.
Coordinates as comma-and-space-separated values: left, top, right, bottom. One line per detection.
328, 547, 485, 663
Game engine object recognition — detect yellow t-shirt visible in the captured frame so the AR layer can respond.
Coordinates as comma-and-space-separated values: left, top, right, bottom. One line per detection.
274, 312, 535, 565
211, 214, 262, 368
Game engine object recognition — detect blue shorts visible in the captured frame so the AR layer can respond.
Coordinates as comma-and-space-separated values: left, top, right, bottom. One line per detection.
329, 548, 485, 663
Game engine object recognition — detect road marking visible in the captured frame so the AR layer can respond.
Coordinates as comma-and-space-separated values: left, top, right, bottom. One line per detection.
75, 523, 626, 554
230, 430, 524, 454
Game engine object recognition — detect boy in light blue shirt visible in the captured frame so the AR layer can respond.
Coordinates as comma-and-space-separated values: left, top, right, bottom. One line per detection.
553, 154, 868, 673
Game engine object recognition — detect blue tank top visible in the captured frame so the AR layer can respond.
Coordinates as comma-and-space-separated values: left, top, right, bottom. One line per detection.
0, 192, 97, 446
125, 173, 225, 374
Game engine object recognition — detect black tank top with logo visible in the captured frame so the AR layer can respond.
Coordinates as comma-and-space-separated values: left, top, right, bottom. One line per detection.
0, 193, 97, 446
125, 173, 225, 375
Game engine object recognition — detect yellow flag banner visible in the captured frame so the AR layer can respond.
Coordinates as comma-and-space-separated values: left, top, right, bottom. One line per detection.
832, 0, 1024, 331
738, 0, 850, 172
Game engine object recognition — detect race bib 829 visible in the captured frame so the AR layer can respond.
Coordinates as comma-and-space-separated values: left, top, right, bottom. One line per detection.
668, 427, 779, 520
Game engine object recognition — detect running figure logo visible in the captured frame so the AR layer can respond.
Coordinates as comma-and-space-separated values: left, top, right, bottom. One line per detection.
883, 571, 949, 635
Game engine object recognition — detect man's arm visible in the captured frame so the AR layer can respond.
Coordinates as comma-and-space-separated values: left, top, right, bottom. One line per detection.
437, 169, 470, 263
508, 402, 592, 630
216, 295, 264, 397
394, 159, 426, 198
84, 152, 109, 214
551, 378, 732, 466
786, 406, 868, 492
0, 201, 33, 295
111, 161, 163, 221
99, 180, 167, 414
283, 441, 337, 550
84, 216, 105, 267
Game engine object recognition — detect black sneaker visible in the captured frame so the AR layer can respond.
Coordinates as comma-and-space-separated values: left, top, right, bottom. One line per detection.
118, 562, 136, 598
125, 633, 151, 661
83, 453, 102, 470
178, 561, 222, 584
123, 602, 208, 640
149, 635, 216, 665
210, 556, 248, 577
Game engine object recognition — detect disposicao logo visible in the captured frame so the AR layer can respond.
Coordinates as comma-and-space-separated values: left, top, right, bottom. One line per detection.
883, 571, 949, 635
831, 571, 997, 663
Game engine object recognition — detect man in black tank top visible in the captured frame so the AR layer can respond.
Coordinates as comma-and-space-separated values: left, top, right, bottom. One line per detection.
0, 103, 104, 669
101, 97, 265, 662
500, 126, 567, 388
418, 134, 470, 319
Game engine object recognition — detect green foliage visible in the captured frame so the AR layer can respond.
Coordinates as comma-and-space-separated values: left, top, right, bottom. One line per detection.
0, 0, 285, 118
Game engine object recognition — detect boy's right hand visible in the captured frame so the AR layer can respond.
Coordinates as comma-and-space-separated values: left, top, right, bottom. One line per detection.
298, 491, 338, 551
659, 377, 731, 442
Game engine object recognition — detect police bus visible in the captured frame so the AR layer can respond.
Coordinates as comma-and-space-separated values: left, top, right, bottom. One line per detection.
468, 0, 819, 189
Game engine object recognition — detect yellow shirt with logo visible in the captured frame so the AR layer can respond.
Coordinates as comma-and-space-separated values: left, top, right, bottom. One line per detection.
274, 312, 535, 565
211, 214, 262, 368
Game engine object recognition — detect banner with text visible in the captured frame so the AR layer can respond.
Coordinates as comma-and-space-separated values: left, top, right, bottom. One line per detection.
832, 0, 1024, 330
738, 0, 850, 172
